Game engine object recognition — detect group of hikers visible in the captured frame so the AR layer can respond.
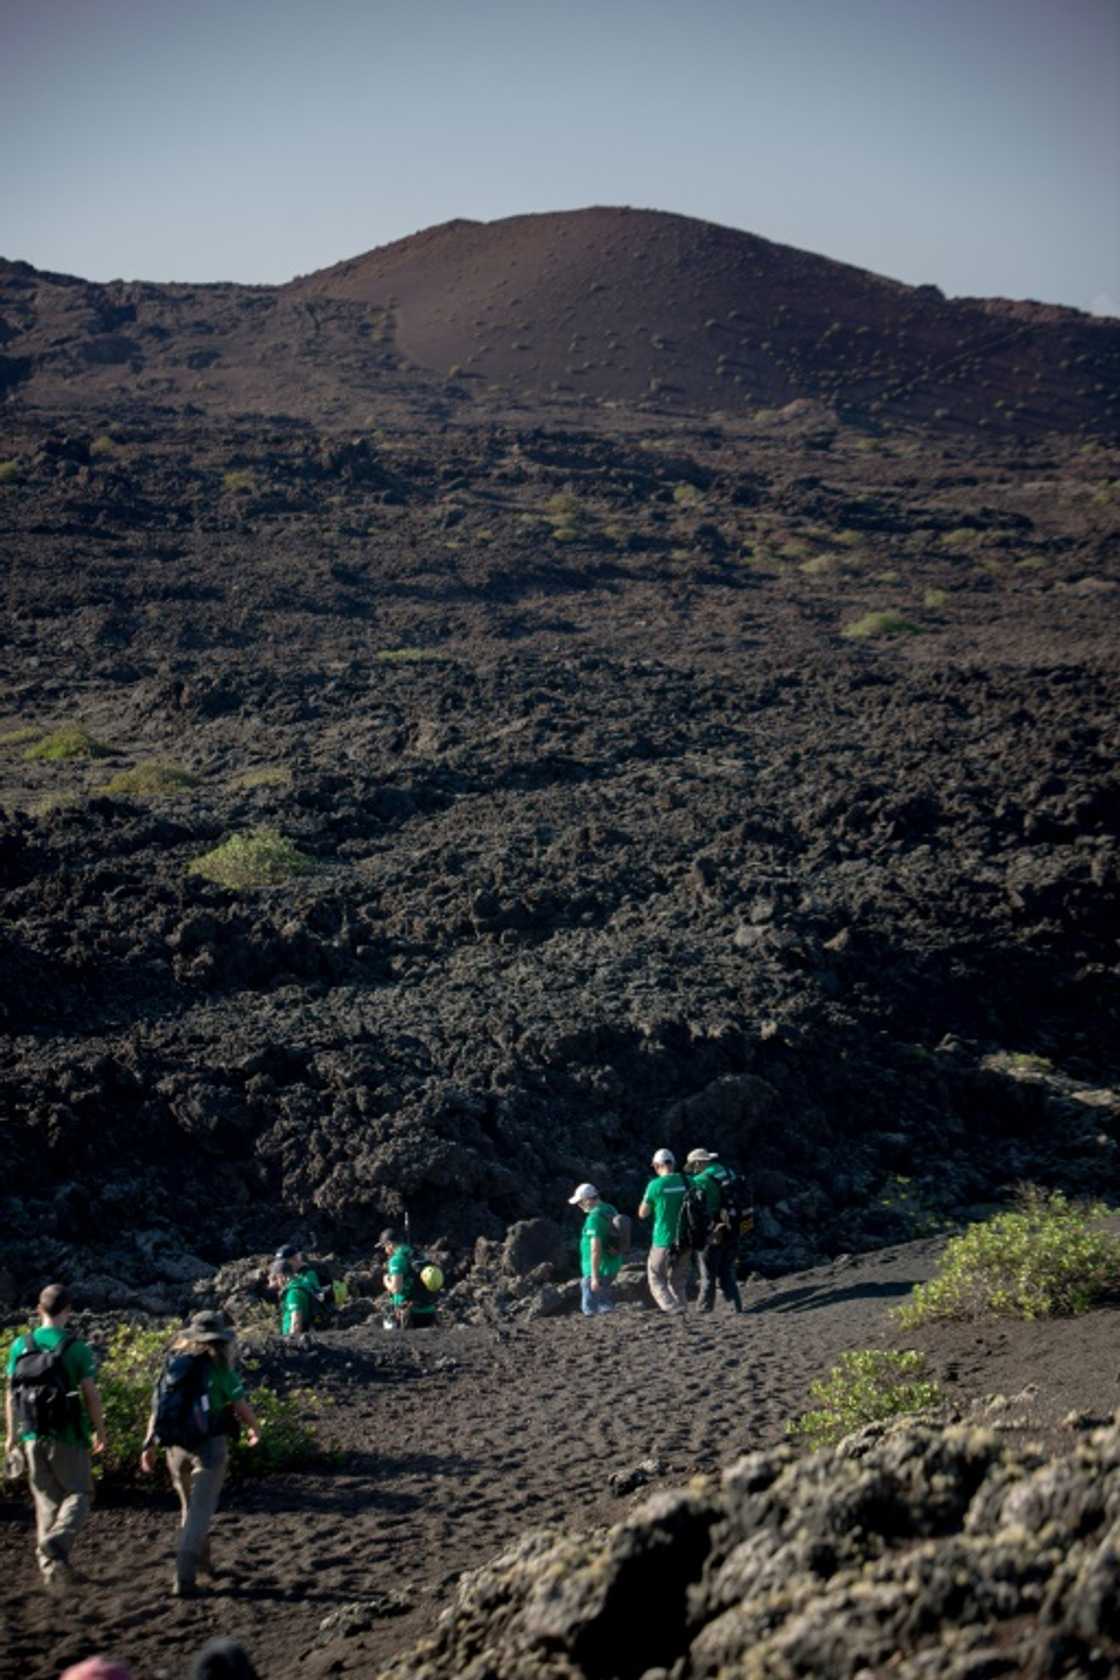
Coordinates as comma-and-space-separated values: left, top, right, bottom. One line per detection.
3, 1141, 746, 1605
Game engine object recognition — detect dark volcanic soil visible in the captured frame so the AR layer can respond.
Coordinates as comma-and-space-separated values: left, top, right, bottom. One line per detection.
1, 205, 1119, 1680
2, 1238, 1119, 1680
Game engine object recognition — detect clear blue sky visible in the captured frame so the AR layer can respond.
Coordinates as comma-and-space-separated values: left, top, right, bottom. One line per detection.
3, 0, 1117, 313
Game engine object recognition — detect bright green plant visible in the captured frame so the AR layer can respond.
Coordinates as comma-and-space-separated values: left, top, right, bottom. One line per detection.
897, 1188, 1120, 1326
841, 610, 923, 640
24, 725, 111, 761
788, 1349, 942, 1448
96, 762, 199, 798
188, 827, 316, 889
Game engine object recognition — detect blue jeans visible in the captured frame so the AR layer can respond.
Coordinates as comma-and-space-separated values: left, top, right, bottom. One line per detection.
581, 1276, 615, 1315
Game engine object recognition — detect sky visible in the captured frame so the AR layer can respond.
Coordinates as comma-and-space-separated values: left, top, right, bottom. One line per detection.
3, 0, 1117, 314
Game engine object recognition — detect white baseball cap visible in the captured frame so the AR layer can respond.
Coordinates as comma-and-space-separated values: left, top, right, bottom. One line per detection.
568, 1182, 600, 1204
685, 1149, 719, 1165
651, 1148, 675, 1167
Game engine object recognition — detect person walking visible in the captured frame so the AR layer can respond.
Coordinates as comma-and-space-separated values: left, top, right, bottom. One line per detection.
270, 1256, 315, 1342
140, 1311, 260, 1598
567, 1183, 622, 1315
4, 1282, 106, 1595
638, 1148, 691, 1313
684, 1149, 744, 1313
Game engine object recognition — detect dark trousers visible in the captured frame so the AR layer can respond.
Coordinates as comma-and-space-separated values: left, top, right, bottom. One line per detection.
697, 1234, 742, 1311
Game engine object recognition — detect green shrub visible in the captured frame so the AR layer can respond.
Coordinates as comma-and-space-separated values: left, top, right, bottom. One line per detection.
841, 610, 923, 640
374, 647, 446, 664
788, 1349, 942, 1448
89, 434, 116, 458
897, 1189, 1120, 1326
188, 827, 316, 889
24, 724, 111, 761
0, 1321, 319, 1484
800, 555, 834, 576
222, 469, 255, 494
229, 766, 292, 790
922, 588, 948, 608
672, 483, 703, 508
96, 762, 199, 798
0, 460, 20, 485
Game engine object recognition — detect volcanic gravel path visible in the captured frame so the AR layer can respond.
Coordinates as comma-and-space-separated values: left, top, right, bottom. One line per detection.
3, 1236, 1119, 1680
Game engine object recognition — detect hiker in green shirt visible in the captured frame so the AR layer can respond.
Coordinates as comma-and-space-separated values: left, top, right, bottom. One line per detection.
4, 1282, 106, 1594
685, 1148, 744, 1314
378, 1228, 437, 1330
140, 1311, 260, 1597
567, 1182, 622, 1315
270, 1257, 314, 1340
638, 1147, 690, 1313
274, 1242, 320, 1294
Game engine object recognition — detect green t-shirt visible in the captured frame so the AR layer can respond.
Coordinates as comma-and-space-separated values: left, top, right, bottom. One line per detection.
296, 1265, 320, 1292
207, 1358, 245, 1422
281, 1281, 313, 1335
580, 1203, 623, 1280
6, 1326, 96, 1446
642, 1173, 688, 1247
693, 1164, 732, 1218
387, 1245, 435, 1315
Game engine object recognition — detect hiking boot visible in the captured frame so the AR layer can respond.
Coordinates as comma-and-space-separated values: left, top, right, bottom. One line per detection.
41, 1568, 68, 1599
172, 1576, 199, 1599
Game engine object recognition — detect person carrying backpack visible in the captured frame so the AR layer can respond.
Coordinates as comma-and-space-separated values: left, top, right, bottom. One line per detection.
638, 1148, 694, 1314
378, 1228, 438, 1330
4, 1282, 106, 1595
567, 1182, 624, 1315
684, 1148, 744, 1314
269, 1256, 316, 1343
139, 1311, 260, 1598
272, 1244, 334, 1330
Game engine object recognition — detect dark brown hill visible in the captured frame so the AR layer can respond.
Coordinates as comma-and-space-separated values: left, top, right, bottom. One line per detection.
2, 207, 1118, 435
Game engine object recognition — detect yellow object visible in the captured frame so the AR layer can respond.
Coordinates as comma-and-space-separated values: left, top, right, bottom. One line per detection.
420, 1264, 444, 1293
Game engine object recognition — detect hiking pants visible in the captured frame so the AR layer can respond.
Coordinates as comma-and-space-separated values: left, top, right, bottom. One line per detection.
648, 1245, 690, 1313
697, 1234, 742, 1312
167, 1437, 229, 1587
26, 1440, 93, 1579
580, 1276, 615, 1315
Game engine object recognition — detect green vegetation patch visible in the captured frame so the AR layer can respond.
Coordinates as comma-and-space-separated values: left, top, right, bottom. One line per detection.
0, 1321, 318, 1484
222, 469, 256, 494
229, 766, 292, 790
189, 826, 316, 890
788, 1349, 942, 1448
96, 762, 200, 798
374, 647, 447, 664
841, 610, 923, 640
897, 1189, 1120, 1326
0, 460, 21, 485
24, 724, 112, 761
0, 725, 40, 750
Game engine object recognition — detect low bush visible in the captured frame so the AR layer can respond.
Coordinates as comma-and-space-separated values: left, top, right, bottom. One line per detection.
24, 724, 111, 761
841, 610, 923, 640
96, 762, 199, 798
229, 766, 292, 790
374, 647, 446, 664
0, 460, 20, 485
0, 725, 40, 750
788, 1349, 942, 1448
188, 827, 316, 889
222, 469, 255, 494
1, 1321, 319, 1484
897, 1188, 1120, 1326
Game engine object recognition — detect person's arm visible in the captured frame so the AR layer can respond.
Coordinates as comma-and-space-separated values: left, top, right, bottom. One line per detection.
638, 1182, 654, 1221
4, 1383, 14, 1453
589, 1233, 603, 1290
233, 1397, 260, 1448
80, 1377, 106, 1453
140, 1406, 159, 1473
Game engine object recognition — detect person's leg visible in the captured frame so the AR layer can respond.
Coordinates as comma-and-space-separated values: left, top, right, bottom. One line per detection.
648, 1246, 680, 1312
167, 1445, 193, 1526
718, 1240, 743, 1311
669, 1247, 692, 1311
41, 1442, 93, 1567
176, 1439, 229, 1591
580, 1276, 596, 1315
596, 1275, 615, 1313
27, 1441, 64, 1582
696, 1244, 717, 1311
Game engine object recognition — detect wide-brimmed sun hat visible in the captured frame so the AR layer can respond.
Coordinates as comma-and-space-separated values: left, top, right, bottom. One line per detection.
186, 1310, 235, 1343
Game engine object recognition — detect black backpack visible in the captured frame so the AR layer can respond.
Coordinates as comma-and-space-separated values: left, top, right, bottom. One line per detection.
9, 1332, 80, 1438
717, 1171, 754, 1237
606, 1211, 632, 1257
152, 1352, 213, 1450
307, 1268, 336, 1327
674, 1183, 711, 1253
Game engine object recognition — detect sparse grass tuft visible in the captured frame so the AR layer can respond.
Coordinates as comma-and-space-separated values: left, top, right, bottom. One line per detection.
89, 434, 116, 458
840, 611, 923, 640
0, 725, 40, 750
222, 469, 256, 494
800, 555, 834, 576
229, 766, 292, 790
24, 724, 112, 761
788, 1349, 942, 1448
672, 483, 703, 508
96, 762, 200, 798
896, 1188, 1120, 1326
0, 460, 21, 484
188, 827, 316, 890
922, 588, 948, 608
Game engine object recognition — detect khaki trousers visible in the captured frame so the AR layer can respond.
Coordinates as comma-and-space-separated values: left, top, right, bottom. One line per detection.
648, 1245, 691, 1313
166, 1436, 229, 1587
26, 1439, 93, 1578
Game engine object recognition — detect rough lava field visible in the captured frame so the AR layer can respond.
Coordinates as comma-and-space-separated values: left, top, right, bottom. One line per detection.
1, 207, 1119, 1678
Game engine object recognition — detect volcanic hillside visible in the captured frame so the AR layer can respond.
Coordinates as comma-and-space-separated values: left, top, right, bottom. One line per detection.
3, 207, 1119, 434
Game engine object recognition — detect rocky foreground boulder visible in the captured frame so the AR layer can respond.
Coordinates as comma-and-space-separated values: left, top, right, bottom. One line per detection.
378, 1415, 1120, 1680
